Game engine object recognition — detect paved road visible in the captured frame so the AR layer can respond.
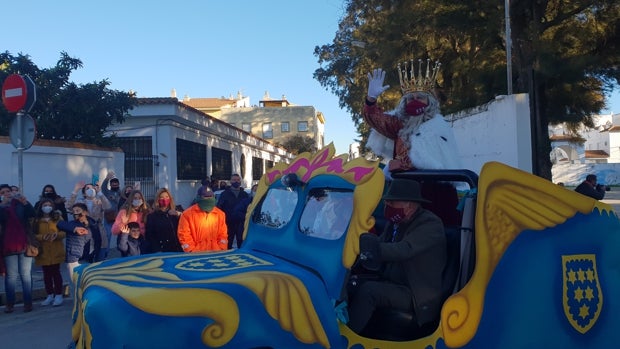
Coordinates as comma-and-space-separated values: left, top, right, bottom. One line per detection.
0, 298, 73, 349
600, 186, 620, 216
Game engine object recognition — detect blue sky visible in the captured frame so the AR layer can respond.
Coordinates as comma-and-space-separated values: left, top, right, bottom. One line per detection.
3, 0, 619, 155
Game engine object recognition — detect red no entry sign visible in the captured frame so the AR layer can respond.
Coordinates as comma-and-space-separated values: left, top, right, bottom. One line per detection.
2, 74, 36, 113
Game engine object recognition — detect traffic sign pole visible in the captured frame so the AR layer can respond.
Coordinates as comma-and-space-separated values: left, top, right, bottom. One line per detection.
2, 74, 37, 194
17, 111, 24, 192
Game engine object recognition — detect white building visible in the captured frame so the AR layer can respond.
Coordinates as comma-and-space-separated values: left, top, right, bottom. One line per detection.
104, 97, 294, 206
550, 113, 620, 185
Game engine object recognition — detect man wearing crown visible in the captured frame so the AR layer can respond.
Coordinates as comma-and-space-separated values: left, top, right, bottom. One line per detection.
363, 60, 461, 174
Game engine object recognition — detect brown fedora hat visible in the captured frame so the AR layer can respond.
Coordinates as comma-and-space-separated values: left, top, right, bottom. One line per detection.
382, 178, 431, 203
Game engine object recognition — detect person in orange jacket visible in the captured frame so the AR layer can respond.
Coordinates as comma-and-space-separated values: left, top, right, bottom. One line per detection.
177, 185, 228, 252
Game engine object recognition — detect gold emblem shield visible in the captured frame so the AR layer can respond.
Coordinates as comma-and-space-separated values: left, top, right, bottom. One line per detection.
562, 254, 603, 334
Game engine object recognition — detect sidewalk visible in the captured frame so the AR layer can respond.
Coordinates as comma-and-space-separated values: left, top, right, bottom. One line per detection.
1, 235, 121, 306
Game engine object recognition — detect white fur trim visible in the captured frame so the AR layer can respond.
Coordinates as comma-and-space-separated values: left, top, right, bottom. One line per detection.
408, 115, 462, 169
366, 129, 394, 160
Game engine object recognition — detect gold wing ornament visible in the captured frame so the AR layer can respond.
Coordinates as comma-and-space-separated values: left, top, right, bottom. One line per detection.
440, 161, 614, 348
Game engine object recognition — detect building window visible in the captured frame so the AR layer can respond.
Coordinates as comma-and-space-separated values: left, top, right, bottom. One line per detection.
240, 154, 246, 178
297, 121, 308, 132
281, 122, 290, 132
176, 139, 207, 180
262, 122, 273, 139
266, 160, 274, 170
242, 122, 251, 132
252, 156, 264, 180
117, 136, 155, 200
212, 147, 232, 180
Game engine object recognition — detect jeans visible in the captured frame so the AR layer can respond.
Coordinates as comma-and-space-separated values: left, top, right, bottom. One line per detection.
3, 253, 33, 305
42, 264, 63, 295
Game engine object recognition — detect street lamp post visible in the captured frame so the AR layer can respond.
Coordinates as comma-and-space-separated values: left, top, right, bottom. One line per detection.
505, 0, 513, 95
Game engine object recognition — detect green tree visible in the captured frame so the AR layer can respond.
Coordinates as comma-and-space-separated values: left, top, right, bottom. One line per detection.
0, 51, 137, 147
314, 0, 619, 179
279, 134, 318, 155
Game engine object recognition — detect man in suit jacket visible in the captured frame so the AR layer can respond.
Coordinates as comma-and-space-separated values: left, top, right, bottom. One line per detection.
348, 178, 447, 334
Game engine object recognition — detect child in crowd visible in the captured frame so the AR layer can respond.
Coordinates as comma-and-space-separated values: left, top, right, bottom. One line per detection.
117, 222, 148, 257
33, 199, 66, 307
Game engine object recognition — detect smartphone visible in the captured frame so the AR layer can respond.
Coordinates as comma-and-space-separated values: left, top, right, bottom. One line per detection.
92, 174, 100, 185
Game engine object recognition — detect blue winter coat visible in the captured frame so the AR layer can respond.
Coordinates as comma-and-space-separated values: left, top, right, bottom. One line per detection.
57, 217, 100, 263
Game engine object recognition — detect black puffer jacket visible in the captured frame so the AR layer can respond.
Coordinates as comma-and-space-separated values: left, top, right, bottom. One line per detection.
145, 210, 182, 253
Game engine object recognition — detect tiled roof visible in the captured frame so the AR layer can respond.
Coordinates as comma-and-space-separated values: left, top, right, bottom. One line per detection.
549, 134, 574, 141
585, 150, 609, 158
181, 98, 236, 108
136, 97, 225, 125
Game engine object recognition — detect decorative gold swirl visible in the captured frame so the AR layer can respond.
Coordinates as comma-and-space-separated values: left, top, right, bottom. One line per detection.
73, 254, 331, 348
342, 165, 384, 268
442, 161, 613, 347
440, 293, 471, 336
221, 271, 330, 347
340, 321, 443, 349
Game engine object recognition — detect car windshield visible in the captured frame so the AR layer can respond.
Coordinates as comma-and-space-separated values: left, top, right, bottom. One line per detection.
299, 189, 354, 240
253, 187, 298, 228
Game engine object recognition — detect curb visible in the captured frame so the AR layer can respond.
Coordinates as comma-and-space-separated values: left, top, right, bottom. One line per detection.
1, 284, 70, 306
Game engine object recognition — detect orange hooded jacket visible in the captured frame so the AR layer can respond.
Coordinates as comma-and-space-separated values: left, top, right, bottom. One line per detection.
177, 204, 228, 252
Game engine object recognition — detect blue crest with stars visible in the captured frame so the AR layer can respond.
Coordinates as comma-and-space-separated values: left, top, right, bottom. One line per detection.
562, 254, 602, 334
176, 253, 273, 272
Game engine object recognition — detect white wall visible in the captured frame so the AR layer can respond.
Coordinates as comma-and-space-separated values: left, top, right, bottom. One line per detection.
448, 93, 532, 174
0, 137, 124, 204
552, 162, 620, 186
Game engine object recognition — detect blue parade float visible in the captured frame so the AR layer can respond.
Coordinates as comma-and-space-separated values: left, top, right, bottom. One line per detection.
70, 144, 620, 348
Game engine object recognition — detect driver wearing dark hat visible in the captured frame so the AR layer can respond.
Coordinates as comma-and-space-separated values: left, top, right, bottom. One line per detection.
348, 178, 447, 335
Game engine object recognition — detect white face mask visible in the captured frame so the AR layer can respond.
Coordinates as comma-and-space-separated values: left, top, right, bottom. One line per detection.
42, 206, 53, 214
132, 199, 143, 207
85, 188, 96, 197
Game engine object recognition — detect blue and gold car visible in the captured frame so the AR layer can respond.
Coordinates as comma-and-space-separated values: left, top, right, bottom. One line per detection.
70, 144, 620, 348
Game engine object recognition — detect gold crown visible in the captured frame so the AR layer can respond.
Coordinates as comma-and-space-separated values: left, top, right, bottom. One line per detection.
397, 58, 441, 95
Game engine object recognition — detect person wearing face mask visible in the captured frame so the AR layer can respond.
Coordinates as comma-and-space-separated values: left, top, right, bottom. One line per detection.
57, 203, 98, 296
35, 184, 68, 221
100, 171, 122, 260
363, 60, 461, 175
111, 189, 150, 238
216, 174, 249, 249
347, 179, 446, 336
145, 188, 183, 253
178, 185, 228, 252
230, 184, 258, 238
0, 183, 36, 313
117, 185, 133, 211
67, 181, 111, 262
33, 198, 66, 307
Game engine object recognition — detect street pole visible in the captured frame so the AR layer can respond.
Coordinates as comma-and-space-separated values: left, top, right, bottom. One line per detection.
505, 0, 513, 95
17, 110, 24, 192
